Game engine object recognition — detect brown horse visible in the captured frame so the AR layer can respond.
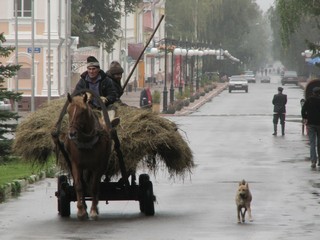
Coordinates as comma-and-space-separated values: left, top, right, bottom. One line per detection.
64, 93, 118, 220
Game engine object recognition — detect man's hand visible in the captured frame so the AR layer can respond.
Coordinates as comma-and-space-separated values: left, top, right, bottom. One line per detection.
100, 96, 108, 103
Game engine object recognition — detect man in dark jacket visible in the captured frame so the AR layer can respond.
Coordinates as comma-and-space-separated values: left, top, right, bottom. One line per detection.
301, 86, 320, 168
74, 56, 116, 108
106, 61, 124, 100
272, 87, 287, 136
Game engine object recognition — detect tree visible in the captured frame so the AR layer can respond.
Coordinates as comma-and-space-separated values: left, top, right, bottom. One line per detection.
165, 0, 269, 72
72, 0, 141, 52
275, 0, 320, 51
270, 0, 320, 72
0, 33, 22, 161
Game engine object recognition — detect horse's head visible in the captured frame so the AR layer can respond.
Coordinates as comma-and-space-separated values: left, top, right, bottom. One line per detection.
67, 93, 93, 140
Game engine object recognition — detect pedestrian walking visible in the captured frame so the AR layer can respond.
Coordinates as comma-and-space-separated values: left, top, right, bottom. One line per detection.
272, 87, 287, 136
301, 86, 320, 168
156, 69, 164, 85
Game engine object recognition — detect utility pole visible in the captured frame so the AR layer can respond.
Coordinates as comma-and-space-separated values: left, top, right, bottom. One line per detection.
14, 0, 19, 112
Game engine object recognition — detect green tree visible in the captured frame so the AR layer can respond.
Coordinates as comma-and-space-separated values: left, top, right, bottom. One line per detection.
270, 0, 320, 72
275, 0, 320, 48
165, 0, 268, 72
0, 33, 22, 161
72, 0, 141, 52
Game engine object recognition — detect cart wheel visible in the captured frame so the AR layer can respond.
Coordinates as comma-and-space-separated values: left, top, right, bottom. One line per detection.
139, 174, 155, 216
57, 175, 67, 212
139, 174, 149, 213
57, 175, 70, 217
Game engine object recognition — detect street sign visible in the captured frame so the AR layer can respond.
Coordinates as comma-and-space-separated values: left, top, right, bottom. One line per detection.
27, 47, 41, 53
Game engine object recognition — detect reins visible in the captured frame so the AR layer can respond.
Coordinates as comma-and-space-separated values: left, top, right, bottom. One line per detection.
68, 99, 102, 149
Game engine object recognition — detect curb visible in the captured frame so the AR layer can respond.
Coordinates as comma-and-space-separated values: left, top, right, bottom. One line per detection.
0, 168, 55, 203
173, 83, 228, 116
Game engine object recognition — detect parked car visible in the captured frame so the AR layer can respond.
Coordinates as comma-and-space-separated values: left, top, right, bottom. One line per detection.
0, 99, 12, 111
281, 71, 298, 85
260, 76, 271, 83
228, 75, 248, 93
244, 70, 256, 83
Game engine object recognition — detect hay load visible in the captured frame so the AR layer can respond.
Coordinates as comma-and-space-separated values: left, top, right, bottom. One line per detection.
12, 99, 194, 178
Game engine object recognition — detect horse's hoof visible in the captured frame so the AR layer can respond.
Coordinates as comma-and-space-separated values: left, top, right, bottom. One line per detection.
90, 211, 99, 220
77, 211, 88, 220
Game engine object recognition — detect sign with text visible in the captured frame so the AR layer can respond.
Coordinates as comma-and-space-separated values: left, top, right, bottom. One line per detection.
27, 47, 41, 53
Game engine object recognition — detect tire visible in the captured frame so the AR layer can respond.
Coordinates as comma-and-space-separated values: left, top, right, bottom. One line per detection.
139, 174, 155, 216
57, 175, 71, 217
143, 181, 155, 216
138, 174, 150, 213
57, 175, 67, 213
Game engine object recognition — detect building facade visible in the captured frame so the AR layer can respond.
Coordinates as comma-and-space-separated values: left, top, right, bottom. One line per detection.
0, 0, 165, 110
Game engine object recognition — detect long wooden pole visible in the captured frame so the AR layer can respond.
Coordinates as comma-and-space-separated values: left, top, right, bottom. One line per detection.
122, 14, 165, 90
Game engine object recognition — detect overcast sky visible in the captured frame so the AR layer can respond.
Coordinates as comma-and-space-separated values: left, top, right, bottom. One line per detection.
255, 0, 274, 12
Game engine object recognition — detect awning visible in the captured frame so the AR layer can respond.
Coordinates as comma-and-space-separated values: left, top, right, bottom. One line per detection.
307, 57, 320, 65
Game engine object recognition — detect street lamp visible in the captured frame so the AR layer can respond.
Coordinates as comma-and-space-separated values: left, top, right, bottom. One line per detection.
188, 48, 195, 96
179, 46, 187, 95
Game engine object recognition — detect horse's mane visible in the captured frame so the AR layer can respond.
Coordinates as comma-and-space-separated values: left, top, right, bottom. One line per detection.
72, 95, 87, 109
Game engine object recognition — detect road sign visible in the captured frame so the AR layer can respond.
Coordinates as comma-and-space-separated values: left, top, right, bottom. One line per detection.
27, 47, 41, 53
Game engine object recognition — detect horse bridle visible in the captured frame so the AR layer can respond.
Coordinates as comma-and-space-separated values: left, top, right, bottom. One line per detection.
68, 101, 101, 149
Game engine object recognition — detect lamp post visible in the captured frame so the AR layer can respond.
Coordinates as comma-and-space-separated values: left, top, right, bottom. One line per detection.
163, 37, 168, 112
170, 41, 176, 104
179, 45, 187, 95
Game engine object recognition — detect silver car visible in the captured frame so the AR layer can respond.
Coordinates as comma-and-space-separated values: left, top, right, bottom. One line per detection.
228, 75, 248, 93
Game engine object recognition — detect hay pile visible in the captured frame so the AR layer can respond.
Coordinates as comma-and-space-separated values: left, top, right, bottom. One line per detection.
12, 99, 194, 178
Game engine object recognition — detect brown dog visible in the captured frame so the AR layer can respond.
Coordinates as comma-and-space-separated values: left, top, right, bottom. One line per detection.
235, 179, 253, 223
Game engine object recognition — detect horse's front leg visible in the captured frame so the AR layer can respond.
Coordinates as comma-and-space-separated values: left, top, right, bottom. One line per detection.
72, 165, 88, 220
90, 174, 100, 220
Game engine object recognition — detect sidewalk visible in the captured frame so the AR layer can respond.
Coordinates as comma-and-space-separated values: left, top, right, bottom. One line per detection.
121, 82, 228, 116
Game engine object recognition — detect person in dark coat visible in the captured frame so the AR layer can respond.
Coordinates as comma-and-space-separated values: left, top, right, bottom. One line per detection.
140, 88, 152, 109
106, 61, 124, 100
272, 87, 287, 136
73, 56, 117, 108
301, 86, 320, 168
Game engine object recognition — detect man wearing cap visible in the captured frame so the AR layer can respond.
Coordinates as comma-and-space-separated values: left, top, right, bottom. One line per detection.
301, 86, 320, 168
106, 61, 124, 100
74, 56, 117, 107
272, 87, 287, 136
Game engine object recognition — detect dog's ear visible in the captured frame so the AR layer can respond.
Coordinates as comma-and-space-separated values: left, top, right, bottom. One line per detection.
246, 183, 249, 188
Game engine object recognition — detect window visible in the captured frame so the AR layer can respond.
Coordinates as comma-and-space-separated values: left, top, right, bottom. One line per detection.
14, 0, 32, 17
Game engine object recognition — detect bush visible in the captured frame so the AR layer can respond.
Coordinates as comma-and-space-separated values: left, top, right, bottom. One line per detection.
167, 103, 176, 114
174, 100, 184, 111
152, 90, 161, 104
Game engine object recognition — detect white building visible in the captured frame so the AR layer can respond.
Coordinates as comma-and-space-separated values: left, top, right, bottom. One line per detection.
0, 0, 165, 110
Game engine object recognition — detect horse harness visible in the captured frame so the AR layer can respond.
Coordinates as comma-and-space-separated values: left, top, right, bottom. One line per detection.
68, 102, 105, 149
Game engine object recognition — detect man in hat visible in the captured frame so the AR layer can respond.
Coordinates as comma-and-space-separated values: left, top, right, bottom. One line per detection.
301, 86, 320, 168
106, 61, 124, 100
272, 87, 287, 136
74, 56, 116, 107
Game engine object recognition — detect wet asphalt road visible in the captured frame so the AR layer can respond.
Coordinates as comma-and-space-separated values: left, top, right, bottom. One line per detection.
0, 74, 320, 240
